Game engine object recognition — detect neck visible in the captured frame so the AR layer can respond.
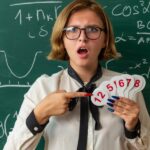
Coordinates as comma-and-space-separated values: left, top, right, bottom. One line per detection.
70, 63, 98, 83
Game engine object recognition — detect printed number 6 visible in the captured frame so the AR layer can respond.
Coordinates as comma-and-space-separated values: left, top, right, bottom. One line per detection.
119, 79, 124, 87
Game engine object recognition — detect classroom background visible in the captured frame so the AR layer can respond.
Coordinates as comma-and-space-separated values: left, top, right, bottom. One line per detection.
0, 0, 150, 149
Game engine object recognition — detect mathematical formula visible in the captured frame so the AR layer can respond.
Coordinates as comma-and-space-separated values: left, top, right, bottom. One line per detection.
112, 1, 150, 17
10, 1, 62, 39
115, 32, 150, 45
104, 0, 150, 45
0, 111, 17, 140
105, 58, 150, 80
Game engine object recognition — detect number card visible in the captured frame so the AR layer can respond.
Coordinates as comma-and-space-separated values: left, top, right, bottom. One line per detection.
110, 76, 127, 97
128, 75, 146, 99
91, 88, 109, 106
121, 74, 135, 98
99, 80, 117, 96
91, 74, 146, 106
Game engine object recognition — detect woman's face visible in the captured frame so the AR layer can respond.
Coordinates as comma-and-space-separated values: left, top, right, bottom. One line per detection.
63, 9, 106, 69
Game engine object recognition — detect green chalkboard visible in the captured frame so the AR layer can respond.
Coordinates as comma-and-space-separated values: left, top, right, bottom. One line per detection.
0, 0, 149, 149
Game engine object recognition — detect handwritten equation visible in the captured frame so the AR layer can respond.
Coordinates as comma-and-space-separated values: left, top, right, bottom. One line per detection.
105, 58, 150, 80
111, 1, 150, 17
10, 1, 62, 39
104, 0, 150, 45
115, 32, 150, 45
0, 111, 17, 140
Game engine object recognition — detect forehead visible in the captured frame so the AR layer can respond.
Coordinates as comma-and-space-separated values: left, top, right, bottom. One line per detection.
67, 9, 104, 26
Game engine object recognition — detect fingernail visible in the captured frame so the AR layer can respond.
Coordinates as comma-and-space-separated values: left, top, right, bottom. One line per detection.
107, 99, 115, 103
107, 102, 114, 107
107, 107, 114, 112
84, 93, 93, 96
111, 96, 119, 100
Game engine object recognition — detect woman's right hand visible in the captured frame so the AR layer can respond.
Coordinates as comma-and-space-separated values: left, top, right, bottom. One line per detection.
34, 90, 88, 125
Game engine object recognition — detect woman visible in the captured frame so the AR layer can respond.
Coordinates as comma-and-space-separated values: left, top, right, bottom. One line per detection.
4, 0, 150, 150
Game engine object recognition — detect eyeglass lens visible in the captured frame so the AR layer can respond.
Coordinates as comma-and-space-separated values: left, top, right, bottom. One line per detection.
64, 26, 104, 40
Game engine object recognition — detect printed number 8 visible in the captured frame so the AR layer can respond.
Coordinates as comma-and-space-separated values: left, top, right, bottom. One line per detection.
134, 80, 140, 87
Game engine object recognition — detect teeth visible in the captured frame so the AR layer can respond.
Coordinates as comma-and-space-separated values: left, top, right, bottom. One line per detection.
79, 48, 87, 50
78, 47, 88, 54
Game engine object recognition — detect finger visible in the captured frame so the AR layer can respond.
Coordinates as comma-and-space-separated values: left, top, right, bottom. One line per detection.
114, 99, 131, 110
114, 103, 139, 117
116, 97, 136, 106
64, 92, 92, 99
114, 98, 139, 113
113, 110, 127, 119
113, 102, 130, 116
55, 90, 67, 93
65, 98, 71, 104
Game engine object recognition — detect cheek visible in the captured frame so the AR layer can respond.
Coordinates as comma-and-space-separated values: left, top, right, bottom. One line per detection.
63, 38, 74, 51
97, 36, 106, 50
63, 39, 75, 57
93, 40, 104, 51
63, 38, 68, 49
101, 34, 106, 48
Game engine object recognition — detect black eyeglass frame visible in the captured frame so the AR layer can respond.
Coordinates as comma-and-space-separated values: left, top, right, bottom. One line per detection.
63, 26, 106, 40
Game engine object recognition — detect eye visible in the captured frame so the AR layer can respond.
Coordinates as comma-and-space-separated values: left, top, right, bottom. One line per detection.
86, 26, 99, 33
65, 27, 79, 33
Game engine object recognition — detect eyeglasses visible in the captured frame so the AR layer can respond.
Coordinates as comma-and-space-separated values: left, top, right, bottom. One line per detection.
63, 26, 105, 40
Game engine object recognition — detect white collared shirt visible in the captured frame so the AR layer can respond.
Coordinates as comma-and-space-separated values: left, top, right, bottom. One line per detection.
3, 68, 150, 150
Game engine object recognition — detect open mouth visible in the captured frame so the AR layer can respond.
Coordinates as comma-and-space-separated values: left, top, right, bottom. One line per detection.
77, 48, 88, 54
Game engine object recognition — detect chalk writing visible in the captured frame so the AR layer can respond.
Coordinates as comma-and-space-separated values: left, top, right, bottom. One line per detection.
9, 1, 62, 6
10, 1, 62, 39
105, 58, 115, 70
105, 58, 150, 80
137, 20, 150, 30
105, 1, 150, 45
0, 50, 43, 79
0, 83, 31, 88
28, 25, 49, 39
142, 67, 150, 79
112, 1, 150, 17
129, 59, 149, 70
14, 9, 56, 25
115, 32, 150, 45
0, 111, 17, 140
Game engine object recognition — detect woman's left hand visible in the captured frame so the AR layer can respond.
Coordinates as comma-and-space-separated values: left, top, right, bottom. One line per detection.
113, 97, 140, 131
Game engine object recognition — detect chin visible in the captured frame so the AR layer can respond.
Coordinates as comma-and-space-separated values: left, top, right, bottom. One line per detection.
77, 62, 92, 68
71, 59, 95, 68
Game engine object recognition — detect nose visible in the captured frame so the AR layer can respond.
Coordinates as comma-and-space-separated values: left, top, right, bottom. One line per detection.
78, 29, 87, 42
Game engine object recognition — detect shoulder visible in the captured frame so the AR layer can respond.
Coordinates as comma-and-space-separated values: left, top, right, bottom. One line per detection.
35, 69, 68, 88
25, 69, 68, 99
101, 67, 122, 79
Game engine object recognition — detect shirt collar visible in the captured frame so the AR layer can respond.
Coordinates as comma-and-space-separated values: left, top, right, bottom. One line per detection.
67, 63, 102, 86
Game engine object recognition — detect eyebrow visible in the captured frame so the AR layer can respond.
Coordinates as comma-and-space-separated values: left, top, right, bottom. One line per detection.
66, 25, 103, 28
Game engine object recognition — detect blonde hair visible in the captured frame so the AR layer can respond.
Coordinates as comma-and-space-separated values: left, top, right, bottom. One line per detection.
47, 0, 120, 61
